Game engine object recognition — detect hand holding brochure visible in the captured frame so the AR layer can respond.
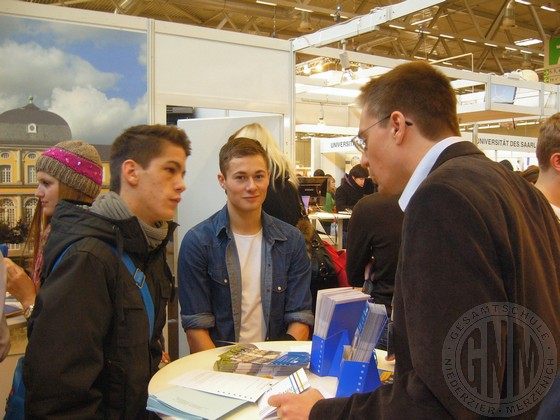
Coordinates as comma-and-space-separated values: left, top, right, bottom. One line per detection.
257, 368, 310, 418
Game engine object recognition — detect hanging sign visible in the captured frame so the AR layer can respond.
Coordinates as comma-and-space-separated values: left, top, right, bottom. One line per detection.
476, 133, 537, 152
544, 36, 560, 84
320, 136, 356, 153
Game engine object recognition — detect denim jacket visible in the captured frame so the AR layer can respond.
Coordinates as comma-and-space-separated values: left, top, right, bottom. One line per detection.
178, 205, 313, 345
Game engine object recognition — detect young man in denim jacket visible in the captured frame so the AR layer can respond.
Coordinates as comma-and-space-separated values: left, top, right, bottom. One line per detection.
178, 137, 313, 353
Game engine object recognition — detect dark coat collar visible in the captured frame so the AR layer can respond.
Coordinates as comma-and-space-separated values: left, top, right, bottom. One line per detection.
430, 141, 484, 174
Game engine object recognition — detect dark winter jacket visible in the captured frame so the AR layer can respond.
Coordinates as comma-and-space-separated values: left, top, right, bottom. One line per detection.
346, 194, 403, 314
336, 174, 366, 235
24, 199, 175, 419
262, 174, 302, 227
335, 174, 365, 213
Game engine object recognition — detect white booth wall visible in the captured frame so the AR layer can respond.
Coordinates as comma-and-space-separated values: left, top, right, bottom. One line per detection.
151, 20, 293, 153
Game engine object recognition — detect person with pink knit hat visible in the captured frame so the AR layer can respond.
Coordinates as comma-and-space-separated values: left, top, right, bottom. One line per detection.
5, 140, 102, 320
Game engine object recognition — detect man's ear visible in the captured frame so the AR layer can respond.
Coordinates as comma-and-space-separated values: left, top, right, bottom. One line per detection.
217, 173, 226, 190
122, 159, 140, 187
550, 152, 560, 173
388, 111, 408, 145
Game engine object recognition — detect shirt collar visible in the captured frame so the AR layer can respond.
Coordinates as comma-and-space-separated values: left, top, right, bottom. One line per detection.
399, 136, 465, 211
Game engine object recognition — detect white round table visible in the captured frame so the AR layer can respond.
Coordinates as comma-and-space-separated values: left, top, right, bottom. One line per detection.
148, 341, 394, 419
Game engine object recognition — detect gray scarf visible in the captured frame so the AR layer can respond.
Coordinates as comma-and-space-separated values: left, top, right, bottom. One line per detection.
91, 191, 168, 250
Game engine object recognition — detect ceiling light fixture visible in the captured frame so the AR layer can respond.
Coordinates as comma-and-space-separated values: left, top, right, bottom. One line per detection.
541, 5, 556, 11
116, 0, 140, 13
294, 7, 313, 13
502, 0, 517, 29
297, 11, 313, 33
388, 24, 405, 30
412, 17, 432, 25
256, 0, 277, 5
515, 38, 542, 46
318, 104, 326, 126
339, 39, 355, 84
463, 38, 477, 43
441, 34, 454, 39
333, 5, 342, 22
514, 0, 530, 4
484, 42, 498, 47
518, 69, 539, 82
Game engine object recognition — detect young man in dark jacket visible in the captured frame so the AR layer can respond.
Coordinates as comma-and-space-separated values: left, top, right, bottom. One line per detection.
23, 125, 191, 418
270, 62, 560, 419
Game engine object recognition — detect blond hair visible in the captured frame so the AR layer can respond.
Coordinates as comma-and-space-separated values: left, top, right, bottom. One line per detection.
229, 123, 298, 189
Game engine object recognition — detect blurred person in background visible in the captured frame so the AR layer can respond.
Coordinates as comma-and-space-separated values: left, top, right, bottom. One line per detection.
535, 112, 560, 219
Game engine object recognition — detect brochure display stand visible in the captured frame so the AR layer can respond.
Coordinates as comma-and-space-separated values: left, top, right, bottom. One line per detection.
309, 331, 350, 377
309, 295, 368, 377
336, 351, 381, 397
310, 289, 387, 397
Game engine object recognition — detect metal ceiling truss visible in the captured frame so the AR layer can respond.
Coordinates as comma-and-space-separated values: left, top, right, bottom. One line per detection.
11, 0, 559, 76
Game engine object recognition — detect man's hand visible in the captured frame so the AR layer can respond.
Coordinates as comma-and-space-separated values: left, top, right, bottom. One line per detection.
268, 388, 324, 419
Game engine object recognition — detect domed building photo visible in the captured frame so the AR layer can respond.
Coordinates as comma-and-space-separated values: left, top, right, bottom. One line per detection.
0, 97, 110, 254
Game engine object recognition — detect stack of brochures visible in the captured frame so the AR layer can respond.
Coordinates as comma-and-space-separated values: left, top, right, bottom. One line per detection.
348, 301, 388, 362
214, 344, 310, 376
147, 368, 310, 420
313, 287, 371, 339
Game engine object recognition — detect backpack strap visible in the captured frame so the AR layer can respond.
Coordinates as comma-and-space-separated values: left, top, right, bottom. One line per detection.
108, 245, 155, 340
52, 245, 73, 271
52, 243, 155, 340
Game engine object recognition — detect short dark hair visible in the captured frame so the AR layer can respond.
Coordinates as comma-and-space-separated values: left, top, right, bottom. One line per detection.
536, 113, 560, 170
358, 61, 460, 140
499, 159, 514, 171
219, 137, 268, 177
349, 164, 369, 179
110, 124, 191, 192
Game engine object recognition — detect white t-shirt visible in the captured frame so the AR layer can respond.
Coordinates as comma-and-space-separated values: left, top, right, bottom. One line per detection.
233, 230, 266, 343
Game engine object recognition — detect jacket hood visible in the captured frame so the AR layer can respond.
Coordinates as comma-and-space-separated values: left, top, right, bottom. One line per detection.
344, 173, 364, 191
43, 199, 176, 269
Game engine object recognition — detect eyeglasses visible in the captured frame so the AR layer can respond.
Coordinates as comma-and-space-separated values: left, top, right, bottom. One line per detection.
352, 115, 413, 154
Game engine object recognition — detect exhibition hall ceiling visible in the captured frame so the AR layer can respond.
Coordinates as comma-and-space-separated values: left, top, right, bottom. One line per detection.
20, 0, 560, 77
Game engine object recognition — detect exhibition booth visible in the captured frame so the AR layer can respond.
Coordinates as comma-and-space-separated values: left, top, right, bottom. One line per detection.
1, 0, 559, 393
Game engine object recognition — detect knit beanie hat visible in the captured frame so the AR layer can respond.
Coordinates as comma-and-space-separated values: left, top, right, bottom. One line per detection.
36, 140, 103, 199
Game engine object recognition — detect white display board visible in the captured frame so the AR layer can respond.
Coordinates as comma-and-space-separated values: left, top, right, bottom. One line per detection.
176, 114, 283, 356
